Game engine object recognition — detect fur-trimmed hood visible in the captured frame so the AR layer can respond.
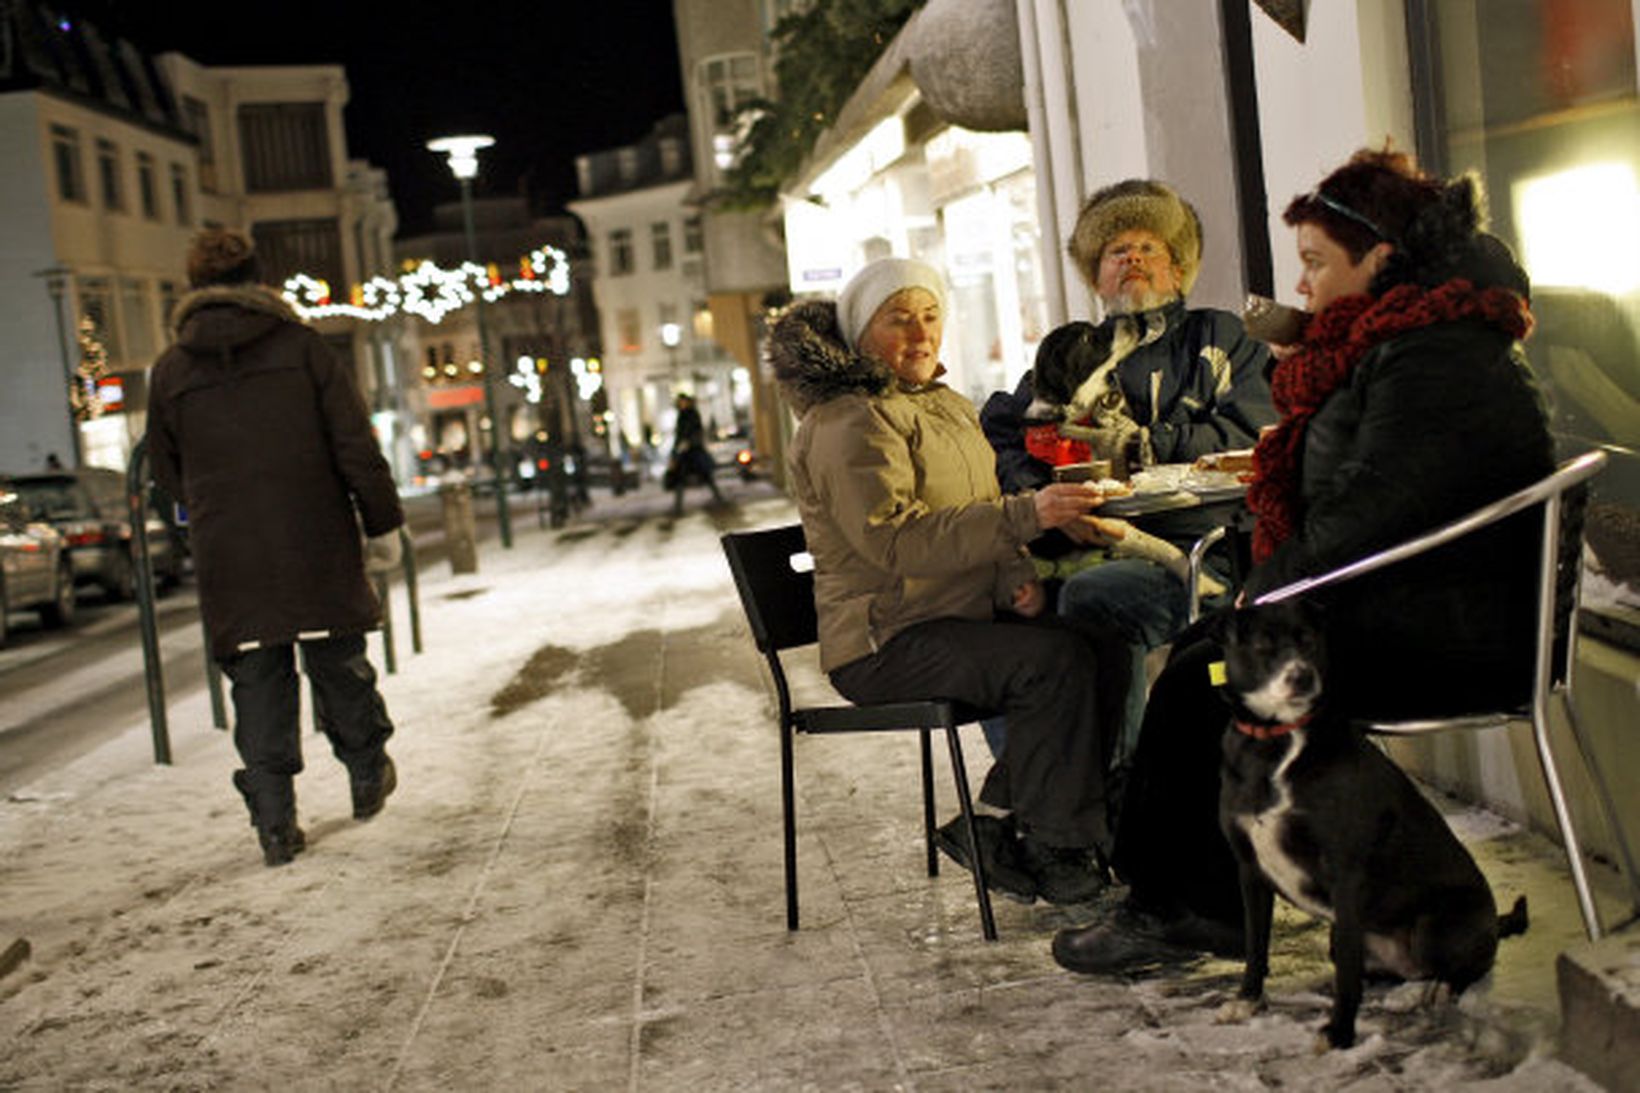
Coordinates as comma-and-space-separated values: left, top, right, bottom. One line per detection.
765, 300, 894, 416
172, 284, 305, 354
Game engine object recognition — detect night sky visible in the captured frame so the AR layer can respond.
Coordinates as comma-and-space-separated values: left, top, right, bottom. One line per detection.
91, 0, 687, 235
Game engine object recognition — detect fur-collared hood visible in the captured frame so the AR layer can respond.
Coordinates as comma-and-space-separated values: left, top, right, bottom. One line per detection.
172, 284, 305, 353
766, 300, 893, 416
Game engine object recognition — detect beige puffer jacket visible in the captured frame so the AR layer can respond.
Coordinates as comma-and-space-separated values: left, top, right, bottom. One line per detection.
769, 301, 1040, 671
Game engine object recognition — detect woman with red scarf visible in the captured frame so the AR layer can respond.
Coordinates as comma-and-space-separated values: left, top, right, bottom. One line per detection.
1052, 148, 1554, 975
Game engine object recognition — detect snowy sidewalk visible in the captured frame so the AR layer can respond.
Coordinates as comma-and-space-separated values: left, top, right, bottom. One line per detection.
0, 483, 1613, 1090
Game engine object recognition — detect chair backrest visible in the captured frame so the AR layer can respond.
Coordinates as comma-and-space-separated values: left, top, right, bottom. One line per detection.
1255, 449, 1608, 691
721, 524, 820, 654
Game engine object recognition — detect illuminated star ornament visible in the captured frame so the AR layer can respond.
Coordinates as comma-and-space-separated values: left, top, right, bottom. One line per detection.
281, 244, 572, 323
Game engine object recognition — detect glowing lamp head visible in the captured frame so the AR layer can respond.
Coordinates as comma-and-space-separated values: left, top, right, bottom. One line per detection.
660, 322, 682, 348
427, 135, 495, 181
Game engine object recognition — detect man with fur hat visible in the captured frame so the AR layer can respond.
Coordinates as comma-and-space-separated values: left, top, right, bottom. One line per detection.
980, 179, 1276, 760
147, 228, 404, 867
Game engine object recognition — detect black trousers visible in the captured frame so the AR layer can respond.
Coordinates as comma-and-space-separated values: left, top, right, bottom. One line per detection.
219, 633, 395, 796
830, 615, 1129, 852
1109, 630, 1243, 925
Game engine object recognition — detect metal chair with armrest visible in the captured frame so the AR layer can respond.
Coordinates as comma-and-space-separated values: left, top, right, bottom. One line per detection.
721, 523, 1001, 941
1249, 449, 1635, 939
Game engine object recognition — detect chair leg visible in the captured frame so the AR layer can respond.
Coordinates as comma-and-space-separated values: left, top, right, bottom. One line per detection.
920, 728, 938, 877
1532, 694, 1603, 940
780, 717, 799, 932
944, 725, 998, 941
1559, 690, 1640, 925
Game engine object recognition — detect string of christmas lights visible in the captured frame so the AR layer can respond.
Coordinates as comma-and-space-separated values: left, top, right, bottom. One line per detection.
282, 243, 571, 324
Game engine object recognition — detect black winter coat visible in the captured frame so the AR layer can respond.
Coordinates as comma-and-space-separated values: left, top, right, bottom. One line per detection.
1240, 318, 1553, 716
147, 286, 404, 659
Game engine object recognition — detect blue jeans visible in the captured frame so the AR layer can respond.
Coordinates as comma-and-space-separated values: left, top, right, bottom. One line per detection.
1059, 560, 1192, 763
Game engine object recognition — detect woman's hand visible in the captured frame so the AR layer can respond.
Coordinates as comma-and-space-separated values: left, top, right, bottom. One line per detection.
1012, 578, 1047, 618
1033, 482, 1103, 531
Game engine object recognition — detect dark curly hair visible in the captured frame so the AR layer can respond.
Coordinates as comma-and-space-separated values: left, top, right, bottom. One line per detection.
1283, 146, 1487, 296
186, 227, 261, 288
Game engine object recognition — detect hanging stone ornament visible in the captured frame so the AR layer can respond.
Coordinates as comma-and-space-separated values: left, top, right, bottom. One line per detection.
70, 316, 109, 421
1254, 0, 1307, 43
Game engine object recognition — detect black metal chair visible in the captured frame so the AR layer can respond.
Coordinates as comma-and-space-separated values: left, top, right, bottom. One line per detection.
721, 523, 1000, 940
1250, 449, 1637, 939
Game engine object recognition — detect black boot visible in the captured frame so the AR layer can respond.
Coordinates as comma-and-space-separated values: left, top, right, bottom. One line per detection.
349, 753, 397, 820
233, 770, 306, 867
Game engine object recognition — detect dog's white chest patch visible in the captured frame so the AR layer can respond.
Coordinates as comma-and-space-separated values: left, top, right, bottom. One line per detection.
1236, 736, 1333, 920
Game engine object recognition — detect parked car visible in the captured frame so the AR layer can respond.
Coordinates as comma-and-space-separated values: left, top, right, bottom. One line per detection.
4, 468, 183, 601
0, 489, 75, 647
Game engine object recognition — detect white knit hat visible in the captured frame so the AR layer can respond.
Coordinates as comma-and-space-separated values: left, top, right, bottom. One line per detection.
836, 257, 949, 351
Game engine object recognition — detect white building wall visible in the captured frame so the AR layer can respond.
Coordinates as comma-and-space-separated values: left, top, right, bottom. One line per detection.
569, 181, 702, 445
0, 94, 77, 471
1251, 0, 1415, 307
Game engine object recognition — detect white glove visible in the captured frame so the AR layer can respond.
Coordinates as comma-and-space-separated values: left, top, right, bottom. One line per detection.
364, 530, 403, 574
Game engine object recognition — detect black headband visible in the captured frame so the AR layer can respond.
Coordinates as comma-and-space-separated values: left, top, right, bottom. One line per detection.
1313, 190, 1392, 245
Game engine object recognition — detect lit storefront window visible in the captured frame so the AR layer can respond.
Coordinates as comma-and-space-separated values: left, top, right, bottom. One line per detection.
1419, 0, 1639, 509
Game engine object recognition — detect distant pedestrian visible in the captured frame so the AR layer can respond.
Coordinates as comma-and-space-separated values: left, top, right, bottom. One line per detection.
146, 227, 404, 867
667, 392, 722, 515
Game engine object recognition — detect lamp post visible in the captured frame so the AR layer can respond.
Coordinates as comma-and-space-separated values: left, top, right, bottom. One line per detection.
660, 321, 682, 390
36, 267, 82, 468
427, 134, 512, 549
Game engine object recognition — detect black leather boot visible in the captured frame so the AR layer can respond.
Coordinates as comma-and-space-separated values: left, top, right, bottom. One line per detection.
233, 770, 307, 867
349, 754, 397, 820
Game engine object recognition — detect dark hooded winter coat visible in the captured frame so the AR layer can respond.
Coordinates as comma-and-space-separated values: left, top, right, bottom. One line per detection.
147, 286, 404, 660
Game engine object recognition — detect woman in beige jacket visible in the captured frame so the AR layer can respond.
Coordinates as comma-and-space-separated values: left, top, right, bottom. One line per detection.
767, 257, 1129, 906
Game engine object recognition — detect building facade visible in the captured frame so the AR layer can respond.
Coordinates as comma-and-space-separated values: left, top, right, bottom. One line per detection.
569, 115, 745, 460
778, 0, 1638, 872
392, 197, 598, 486
0, 2, 398, 478
672, 0, 796, 480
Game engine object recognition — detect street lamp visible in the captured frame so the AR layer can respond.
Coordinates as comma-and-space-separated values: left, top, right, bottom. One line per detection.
660, 321, 682, 388
427, 134, 512, 549
36, 267, 82, 468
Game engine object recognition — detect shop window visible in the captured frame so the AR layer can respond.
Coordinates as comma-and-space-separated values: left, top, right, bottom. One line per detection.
617, 308, 642, 354
183, 95, 216, 192
96, 138, 123, 211
78, 279, 121, 359
136, 152, 159, 220
651, 221, 673, 270
171, 163, 191, 226
252, 218, 344, 288
120, 279, 154, 361
238, 103, 333, 192
699, 52, 761, 176
51, 124, 86, 203
158, 281, 180, 336
1414, 0, 1639, 636
609, 228, 634, 275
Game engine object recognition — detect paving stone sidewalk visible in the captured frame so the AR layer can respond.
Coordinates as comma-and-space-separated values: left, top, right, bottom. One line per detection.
0, 482, 1621, 1090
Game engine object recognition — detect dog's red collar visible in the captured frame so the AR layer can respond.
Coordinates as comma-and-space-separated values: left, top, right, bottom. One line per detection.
1233, 715, 1312, 740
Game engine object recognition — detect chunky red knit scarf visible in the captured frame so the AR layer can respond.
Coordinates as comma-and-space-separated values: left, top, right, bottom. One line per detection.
1248, 279, 1530, 562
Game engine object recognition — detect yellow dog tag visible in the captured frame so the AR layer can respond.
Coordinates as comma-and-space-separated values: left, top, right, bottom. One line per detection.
1207, 660, 1228, 686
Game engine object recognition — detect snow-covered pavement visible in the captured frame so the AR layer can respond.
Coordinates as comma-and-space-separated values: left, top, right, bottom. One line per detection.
0, 481, 1611, 1090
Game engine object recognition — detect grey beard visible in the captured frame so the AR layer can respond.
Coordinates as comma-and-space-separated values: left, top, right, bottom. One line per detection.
1101, 287, 1181, 317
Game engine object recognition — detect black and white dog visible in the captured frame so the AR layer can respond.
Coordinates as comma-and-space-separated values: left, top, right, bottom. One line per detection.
1211, 601, 1527, 1050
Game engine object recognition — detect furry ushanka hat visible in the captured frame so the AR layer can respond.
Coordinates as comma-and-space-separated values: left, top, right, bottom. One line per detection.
1067, 179, 1203, 296
186, 227, 260, 288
